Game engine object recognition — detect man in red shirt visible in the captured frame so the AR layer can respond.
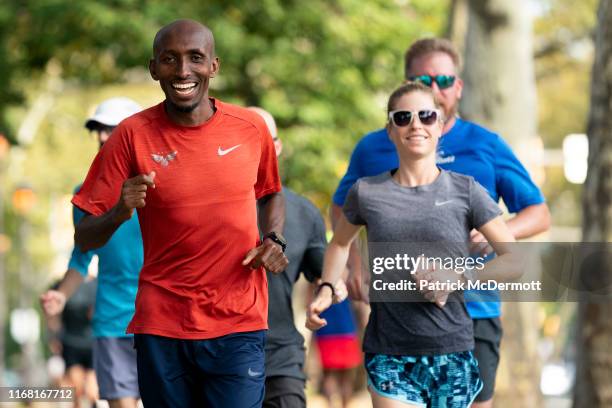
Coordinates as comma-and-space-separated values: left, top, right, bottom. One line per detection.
72, 19, 288, 407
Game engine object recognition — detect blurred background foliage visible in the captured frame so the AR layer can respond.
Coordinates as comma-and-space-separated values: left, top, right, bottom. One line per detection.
535, 0, 597, 148
533, 0, 598, 229
1, 0, 451, 206
0, 0, 600, 303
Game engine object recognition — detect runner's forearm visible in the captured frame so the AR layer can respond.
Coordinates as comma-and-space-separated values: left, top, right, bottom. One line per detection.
472, 249, 524, 282
258, 192, 285, 235
75, 203, 130, 251
57, 268, 85, 299
321, 240, 352, 287
506, 203, 550, 239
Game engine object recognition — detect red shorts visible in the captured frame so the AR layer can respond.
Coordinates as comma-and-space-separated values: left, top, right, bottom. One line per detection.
316, 335, 362, 370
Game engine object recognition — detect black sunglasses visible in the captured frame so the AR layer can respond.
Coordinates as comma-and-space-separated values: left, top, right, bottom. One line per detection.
388, 110, 441, 127
409, 75, 456, 89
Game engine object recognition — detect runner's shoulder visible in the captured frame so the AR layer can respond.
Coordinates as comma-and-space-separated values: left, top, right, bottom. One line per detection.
119, 104, 161, 131
443, 168, 475, 182
101, 104, 163, 146
354, 128, 388, 153
457, 118, 505, 146
215, 101, 269, 136
354, 172, 393, 192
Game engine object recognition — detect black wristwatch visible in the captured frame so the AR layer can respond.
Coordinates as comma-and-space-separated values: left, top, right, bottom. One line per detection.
263, 231, 287, 252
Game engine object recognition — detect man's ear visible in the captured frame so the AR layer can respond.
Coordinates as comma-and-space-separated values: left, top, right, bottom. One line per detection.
209, 57, 220, 78
149, 59, 159, 81
455, 77, 464, 100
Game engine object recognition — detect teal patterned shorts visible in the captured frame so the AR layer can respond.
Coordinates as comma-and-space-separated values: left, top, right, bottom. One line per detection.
366, 351, 482, 407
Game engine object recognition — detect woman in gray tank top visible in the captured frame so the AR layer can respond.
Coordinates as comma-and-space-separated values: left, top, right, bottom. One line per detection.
306, 82, 522, 408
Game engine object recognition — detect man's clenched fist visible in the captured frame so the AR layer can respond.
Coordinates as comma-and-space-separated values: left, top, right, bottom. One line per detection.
115, 171, 156, 221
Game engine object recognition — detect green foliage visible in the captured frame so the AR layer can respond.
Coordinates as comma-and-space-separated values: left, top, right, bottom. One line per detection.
533, 0, 598, 228
534, 0, 598, 147
0, 1, 451, 316
2, 0, 450, 207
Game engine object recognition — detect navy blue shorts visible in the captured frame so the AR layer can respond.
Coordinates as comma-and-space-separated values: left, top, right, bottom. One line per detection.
134, 330, 266, 408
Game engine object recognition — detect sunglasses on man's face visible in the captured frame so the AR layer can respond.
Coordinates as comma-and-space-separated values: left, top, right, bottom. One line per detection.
388, 109, 441, 127
409, 75, 456, 90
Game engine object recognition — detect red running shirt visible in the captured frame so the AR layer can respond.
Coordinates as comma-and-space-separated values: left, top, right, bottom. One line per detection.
73, 99, 281, 339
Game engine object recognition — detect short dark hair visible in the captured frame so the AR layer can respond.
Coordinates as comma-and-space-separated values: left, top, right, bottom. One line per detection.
404, 38, 461, 79
387, 82, 442, 114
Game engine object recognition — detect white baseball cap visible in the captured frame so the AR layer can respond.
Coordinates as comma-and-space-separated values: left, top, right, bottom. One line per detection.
85, 97, 142, 129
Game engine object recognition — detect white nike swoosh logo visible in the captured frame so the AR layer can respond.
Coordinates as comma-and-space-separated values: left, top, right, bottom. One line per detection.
435, 200, 453, 206
247, 368, 262, 377
217, 145, 241, 156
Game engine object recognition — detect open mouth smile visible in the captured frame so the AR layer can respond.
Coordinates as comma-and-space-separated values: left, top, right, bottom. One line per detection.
171, 82, 198, 96
405, 135, 429, 141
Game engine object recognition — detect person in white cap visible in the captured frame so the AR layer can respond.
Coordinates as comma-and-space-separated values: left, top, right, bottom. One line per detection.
41, 97, 143, 408
85, 97, 142, 148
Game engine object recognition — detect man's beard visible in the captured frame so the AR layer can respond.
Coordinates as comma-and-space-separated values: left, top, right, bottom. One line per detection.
168, 100, 200, 113
444, 103, 459, 124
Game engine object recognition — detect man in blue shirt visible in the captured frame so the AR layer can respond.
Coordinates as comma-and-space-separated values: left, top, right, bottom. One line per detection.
41, 97, 143, 408
331, 38, 550, 407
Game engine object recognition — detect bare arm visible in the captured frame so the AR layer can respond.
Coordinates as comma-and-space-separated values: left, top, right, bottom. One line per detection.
418, 216, 523, 307
243, 192, 288, 274
505, 203, 550, 239
258, 191, 285, 236
306, 213, 361, 330
75, 172, 156, 251
470, 203, 551, 255
40, 269, 85, 317
473, 217, 523, 282
76, 206, 132, 252
330, 203, 367, 301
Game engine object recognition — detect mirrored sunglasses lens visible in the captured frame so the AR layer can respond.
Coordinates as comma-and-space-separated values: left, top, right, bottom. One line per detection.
435, 75, 455, 89
418, 110, 438, 125
413, 75, 433, 87
393, 111, 413, 126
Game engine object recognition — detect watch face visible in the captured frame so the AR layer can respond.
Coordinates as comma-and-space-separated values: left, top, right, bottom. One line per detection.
266, 232, 286, 250
275, 233, 287, 245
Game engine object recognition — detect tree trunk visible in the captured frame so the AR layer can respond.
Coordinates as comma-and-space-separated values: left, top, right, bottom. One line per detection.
461, 1, 542, 407
461, 0, 537, 150
445, 0, 469, 57
575, 1, 612, 407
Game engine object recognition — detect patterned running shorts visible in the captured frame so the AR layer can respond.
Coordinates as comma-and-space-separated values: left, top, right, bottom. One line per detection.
365, 351, 482, 407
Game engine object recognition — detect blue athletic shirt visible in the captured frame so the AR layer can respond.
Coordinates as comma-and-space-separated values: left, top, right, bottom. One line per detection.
68, 185, 143, 337
316, 299, 358, 337
332, 118, 545, 318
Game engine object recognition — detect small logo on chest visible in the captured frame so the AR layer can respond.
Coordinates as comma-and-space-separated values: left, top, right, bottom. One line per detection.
218, 145, 241, 156
436, 150, 456, 164
151, 151, 177, 167
435, 200, 454, 206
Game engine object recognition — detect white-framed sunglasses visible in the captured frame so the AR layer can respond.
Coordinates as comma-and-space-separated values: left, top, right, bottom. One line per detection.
388, 109, 442, 127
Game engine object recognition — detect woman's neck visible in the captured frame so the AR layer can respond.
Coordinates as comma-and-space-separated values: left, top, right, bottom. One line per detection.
393, 156, 440, 187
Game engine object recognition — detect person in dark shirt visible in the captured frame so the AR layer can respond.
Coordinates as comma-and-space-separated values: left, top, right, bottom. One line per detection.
248, 107, 346, 408
47, 278, 98, 407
